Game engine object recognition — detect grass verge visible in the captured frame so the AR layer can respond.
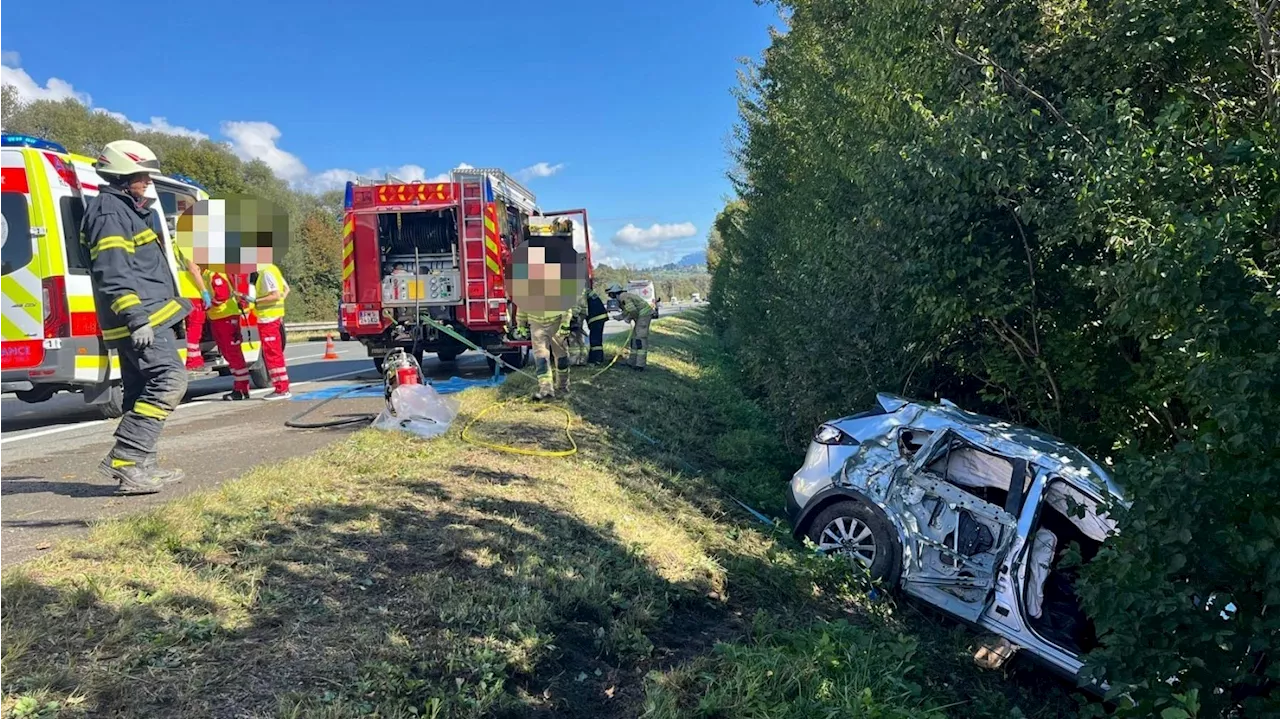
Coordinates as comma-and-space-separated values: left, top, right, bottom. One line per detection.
2, 310, 1085, 718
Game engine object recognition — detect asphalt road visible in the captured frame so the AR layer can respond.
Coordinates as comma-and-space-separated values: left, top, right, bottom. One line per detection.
0, 304, 694, 566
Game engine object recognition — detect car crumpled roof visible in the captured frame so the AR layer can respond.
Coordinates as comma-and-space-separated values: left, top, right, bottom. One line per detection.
837, 394, 1123, 501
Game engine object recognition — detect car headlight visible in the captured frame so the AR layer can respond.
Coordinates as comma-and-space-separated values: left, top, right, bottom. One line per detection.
814, 424, 858, 446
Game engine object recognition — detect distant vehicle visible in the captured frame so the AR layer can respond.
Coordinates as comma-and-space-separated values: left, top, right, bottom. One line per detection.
626, 280, 658, 318
691, 292, 702, 303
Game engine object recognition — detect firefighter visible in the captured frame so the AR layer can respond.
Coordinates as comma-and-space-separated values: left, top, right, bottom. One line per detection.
605, 283, 653, 370
517, 306, 570, 400
581, 281, 609, 364
82, 140, 190, 495
206, 270, 252, 400
242, 262, 291, 399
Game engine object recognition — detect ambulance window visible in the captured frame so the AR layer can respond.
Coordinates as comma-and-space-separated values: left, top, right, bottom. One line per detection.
1, 193, 33, 275
59, 196, 88, 274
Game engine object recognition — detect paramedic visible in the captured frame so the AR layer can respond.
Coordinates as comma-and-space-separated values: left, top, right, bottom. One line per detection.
517, 305, 570, 400
174, 244, 212, 372
82, 140, 190, 495
605, 283, 653, 370
207, 270, 252, 401
243, 263, 291, 400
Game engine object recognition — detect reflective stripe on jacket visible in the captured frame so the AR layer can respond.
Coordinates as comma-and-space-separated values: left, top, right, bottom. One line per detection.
81, 186, 190, 341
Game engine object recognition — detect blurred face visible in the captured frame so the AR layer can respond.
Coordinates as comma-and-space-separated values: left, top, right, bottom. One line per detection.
126, 173, 152, 200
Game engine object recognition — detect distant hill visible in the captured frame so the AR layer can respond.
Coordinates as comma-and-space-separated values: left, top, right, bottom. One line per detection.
676, 251, 707, 267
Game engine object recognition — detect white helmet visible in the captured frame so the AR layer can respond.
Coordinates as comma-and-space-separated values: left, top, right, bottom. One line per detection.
95, 140, 162, 178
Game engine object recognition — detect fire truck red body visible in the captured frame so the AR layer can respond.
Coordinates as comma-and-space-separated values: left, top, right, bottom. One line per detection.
340, 169, 592, 371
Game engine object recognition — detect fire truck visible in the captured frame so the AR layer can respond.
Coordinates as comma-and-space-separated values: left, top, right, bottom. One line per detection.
340, 168, 593, 372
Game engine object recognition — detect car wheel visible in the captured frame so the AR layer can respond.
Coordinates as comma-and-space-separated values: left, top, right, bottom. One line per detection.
807, 500, 900, 585
249, 357, 272, 389
437, 351, 458, 363
94, 383, 125, 419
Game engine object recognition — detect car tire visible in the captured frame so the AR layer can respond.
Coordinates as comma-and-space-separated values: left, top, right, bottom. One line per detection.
806, 500, 901, 586
249, 357, 272, 389
437, 351, 458, 363
15, 386, 57, 404
94, 383, 125, 420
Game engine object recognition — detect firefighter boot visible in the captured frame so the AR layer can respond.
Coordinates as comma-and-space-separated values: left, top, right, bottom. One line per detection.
142, 455, 186, 485
98, 456, 165, 496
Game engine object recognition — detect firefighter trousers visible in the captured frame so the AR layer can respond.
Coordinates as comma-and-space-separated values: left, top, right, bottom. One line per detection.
108, 326, 188, 464
587, 319, 605, 364
629, 313, 652, 369
529, 316, 568, 395
211, 317, 250, 393
185, 298, 207, 370
566, 327, 587, 365
258, 319, 289, 393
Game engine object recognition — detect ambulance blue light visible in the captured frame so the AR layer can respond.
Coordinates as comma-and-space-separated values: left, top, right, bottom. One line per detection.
1, 133, 68, 154
168, 173, 207, 191
344, 181, 354, 210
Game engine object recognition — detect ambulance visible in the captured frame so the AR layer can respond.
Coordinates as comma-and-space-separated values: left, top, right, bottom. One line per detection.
0, 133, 264, 418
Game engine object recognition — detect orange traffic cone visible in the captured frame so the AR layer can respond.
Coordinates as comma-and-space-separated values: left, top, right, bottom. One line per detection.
323, 333, 339, 360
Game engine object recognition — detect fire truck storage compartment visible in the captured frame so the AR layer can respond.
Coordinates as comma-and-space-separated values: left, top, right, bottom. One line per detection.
378, 208, 462, 306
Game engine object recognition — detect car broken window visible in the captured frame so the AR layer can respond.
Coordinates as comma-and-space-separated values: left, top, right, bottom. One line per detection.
1023, 478, 1108, 654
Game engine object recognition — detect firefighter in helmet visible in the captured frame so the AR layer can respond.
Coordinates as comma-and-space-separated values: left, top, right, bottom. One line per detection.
605, 283, 653, 370
575, 279, 609, 365
82, 140, 191, 495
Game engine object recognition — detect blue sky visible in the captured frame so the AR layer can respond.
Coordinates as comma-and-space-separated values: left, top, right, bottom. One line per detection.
1, 0, 777, 267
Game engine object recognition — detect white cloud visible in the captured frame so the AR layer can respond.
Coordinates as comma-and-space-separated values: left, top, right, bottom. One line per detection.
612, 222, 698, 250
517, 161, 565, 181
1, 61, 91, 104
221, 121, 308, 183
97, 108, 206, 140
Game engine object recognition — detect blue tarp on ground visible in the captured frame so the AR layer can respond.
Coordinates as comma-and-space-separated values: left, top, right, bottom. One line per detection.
291, 373, 505, 401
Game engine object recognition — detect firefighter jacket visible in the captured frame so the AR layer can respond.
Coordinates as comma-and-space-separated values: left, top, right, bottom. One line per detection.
583, 289, 608, 324
81, 186, 190, 342
614, 291, 652, 321
516, 307, 569, 330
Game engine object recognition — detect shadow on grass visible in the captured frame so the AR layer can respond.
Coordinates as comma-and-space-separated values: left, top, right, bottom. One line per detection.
0, 471, 756, 718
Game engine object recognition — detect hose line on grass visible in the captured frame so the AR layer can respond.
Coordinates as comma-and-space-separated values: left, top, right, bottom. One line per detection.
461, 400, 578, 458
284, 382, 382, 429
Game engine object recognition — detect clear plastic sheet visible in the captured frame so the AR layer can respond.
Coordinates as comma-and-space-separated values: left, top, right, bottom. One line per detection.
371, 383, 460, 438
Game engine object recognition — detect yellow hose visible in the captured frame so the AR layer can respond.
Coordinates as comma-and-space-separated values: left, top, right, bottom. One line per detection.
461, 400, 577, 457
460, 326, 633, 457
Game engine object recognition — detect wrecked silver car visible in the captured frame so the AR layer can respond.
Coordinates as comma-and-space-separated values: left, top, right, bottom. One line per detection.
787, 393, 1124, 680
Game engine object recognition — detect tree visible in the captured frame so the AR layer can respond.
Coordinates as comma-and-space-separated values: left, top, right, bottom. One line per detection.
713, 0, 1279, 714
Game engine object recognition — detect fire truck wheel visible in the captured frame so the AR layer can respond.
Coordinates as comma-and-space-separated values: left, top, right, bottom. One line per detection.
249, 357, 272, 389
94, 383, 125, 419
372, 357, 386, 375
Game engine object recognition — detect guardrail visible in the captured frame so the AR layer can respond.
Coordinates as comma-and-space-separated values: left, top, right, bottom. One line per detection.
284, 302, 704, 335
285, 321, 338, 332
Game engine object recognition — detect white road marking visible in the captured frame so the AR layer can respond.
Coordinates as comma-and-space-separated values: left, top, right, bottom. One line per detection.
0, 419, 111, 445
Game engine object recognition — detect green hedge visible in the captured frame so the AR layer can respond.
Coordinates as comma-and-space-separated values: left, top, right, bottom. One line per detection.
710, 0, 1279, 715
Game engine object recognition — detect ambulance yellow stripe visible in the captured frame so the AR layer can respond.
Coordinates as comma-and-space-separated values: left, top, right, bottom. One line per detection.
2, 274, 41, 316
68, 294, 95, 313
1, 313, 33, 341
24, 150, 65, 277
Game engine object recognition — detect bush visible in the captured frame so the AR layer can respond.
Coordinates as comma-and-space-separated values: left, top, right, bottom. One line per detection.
711, 0, 1280, 715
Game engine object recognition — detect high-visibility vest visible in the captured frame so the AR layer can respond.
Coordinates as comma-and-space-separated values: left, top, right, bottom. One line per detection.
174, 245, 202, 300
254, 264, 287, 321
205, 271, 242, 321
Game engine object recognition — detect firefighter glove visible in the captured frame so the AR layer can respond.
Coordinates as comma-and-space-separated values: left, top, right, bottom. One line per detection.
131, 325, 155, 350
